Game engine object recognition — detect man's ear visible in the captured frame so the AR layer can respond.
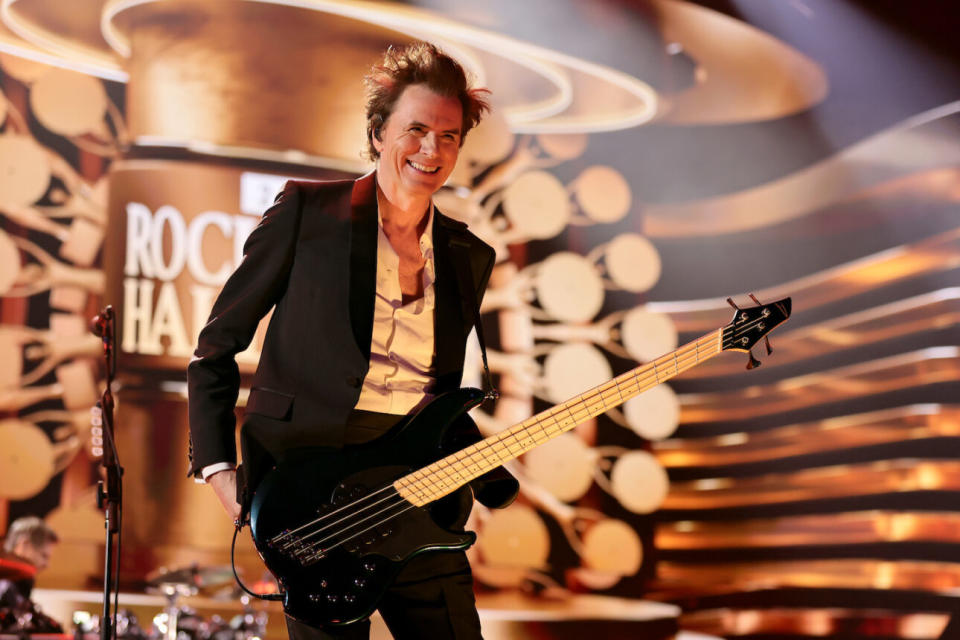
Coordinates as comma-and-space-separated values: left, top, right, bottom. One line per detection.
371, 115, 384, 151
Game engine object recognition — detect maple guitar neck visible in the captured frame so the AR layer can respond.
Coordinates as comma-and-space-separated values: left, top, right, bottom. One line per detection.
394, 328, 725, 507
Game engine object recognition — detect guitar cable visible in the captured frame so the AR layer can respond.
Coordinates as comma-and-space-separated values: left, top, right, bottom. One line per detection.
231, 521, 284, 601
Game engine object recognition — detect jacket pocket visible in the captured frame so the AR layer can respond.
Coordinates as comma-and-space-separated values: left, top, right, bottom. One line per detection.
246, 387, 295, 420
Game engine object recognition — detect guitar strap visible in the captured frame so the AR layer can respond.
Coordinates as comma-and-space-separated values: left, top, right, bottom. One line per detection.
449, 236, 498, 400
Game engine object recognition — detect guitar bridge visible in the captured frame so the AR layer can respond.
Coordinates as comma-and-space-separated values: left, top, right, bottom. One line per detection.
295, 548, 326, 565
268, 531, 325, 566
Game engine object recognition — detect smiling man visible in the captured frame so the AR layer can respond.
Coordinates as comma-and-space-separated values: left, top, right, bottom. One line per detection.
187, 42, 517, 640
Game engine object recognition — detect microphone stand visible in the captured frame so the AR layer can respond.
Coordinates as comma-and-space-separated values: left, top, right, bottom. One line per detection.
91, 305, 122, 640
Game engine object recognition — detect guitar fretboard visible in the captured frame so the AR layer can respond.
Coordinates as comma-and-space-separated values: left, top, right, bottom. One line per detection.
394, 328, 724, 507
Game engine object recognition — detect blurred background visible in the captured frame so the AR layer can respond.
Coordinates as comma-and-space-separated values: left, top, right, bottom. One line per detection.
0, 0, 959, 638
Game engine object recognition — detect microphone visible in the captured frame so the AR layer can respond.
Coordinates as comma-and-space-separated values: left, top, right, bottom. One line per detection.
90, 306, 114, 338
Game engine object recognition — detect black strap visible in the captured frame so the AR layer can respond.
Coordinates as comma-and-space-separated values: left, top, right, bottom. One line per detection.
449, 238, 498, 401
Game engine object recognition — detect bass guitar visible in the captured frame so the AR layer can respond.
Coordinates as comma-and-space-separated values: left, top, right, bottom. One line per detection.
248, 296, 792, 626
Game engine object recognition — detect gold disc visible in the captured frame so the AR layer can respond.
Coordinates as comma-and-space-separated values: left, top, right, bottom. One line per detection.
582, 519, 643, 575
605, 233, 661, 293
610, 450, 669, 514
623, 385, 680, 441
620, 308, 677, 363
535, 251, 605, 322
503, 170, 570, 240
478, 505, 550, 569
542, 342, 612, 405
524, 433, 596, 502
0, 135, 52, 206
30, 69, 108, 136
575, 166, 631, 223
0, 419, 55, 500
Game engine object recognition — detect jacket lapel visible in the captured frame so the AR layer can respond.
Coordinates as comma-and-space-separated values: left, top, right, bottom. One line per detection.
349, 173, 379, 361
433, 213, 470, 391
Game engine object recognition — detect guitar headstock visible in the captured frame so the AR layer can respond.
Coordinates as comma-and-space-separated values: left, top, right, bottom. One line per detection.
722, 296, 792, 369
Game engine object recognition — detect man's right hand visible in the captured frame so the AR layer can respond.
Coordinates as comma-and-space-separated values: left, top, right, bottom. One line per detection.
208, 469, 242, 523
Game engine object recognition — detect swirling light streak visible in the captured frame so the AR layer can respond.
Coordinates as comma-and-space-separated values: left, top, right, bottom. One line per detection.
100, 0, 657, 133
0, 0, 127, 81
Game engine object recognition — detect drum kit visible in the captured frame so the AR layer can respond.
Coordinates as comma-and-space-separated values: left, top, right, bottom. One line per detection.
142, 565, 269, 640
0, 554, 270, 640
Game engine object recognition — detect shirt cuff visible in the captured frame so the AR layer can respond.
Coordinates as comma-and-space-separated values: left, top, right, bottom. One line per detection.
196, 462, 236, 484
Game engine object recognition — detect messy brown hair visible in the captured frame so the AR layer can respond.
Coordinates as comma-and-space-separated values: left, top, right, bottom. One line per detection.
363, 41, 490, 160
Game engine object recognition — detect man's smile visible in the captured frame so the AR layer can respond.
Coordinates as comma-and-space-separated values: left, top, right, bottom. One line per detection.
408, 160, 440, 174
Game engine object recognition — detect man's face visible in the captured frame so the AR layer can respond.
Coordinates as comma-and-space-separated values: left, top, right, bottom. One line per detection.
14, 540, 54, 571
373, 84, 463, 203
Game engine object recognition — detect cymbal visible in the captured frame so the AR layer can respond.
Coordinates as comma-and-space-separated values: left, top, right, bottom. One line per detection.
0, 551, 37, 581
145, 564, 234, 591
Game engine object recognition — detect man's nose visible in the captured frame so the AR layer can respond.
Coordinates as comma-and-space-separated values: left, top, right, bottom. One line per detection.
421, 132, 438, 155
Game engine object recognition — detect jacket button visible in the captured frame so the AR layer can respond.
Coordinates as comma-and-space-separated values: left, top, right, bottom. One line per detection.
346, 375, 361, 388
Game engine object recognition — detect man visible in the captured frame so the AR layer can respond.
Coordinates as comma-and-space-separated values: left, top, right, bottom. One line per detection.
187, 42, 517, 639
0, 517, 58, 610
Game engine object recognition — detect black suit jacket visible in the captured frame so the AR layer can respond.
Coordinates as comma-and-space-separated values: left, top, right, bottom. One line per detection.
187, 172, 516, 507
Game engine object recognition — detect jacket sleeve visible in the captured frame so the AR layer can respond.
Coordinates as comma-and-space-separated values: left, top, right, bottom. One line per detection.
186, 181, 302, 477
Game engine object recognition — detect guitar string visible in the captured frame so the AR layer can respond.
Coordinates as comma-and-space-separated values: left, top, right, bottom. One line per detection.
298, 496, 416, 561
273, 485, 400, 550
279, 316, 774, 556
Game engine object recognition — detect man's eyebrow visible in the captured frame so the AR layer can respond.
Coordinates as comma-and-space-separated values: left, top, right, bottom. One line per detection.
409, 120, 461, 135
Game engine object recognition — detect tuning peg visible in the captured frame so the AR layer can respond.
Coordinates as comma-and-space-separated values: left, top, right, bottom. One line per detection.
748, 293, 762, 305
726, 297, 740, 310
764, 336, 773, 355
746, 349, 762, 370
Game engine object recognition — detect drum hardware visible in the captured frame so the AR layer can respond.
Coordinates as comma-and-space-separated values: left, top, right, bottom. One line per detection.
144, 564, 268, 640
0, 600, 63, 634
146, 566, 235, 593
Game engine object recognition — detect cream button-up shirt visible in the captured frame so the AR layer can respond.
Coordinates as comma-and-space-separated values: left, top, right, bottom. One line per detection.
353, 205, 437, 414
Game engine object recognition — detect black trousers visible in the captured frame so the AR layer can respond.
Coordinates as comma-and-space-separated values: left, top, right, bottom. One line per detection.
284, 550, 483, 640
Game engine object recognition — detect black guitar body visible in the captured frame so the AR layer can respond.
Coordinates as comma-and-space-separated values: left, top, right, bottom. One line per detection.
248, 388, 485, 628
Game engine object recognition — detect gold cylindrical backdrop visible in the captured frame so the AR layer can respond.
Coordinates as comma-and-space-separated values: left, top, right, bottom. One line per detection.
110, 0, 414, 163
